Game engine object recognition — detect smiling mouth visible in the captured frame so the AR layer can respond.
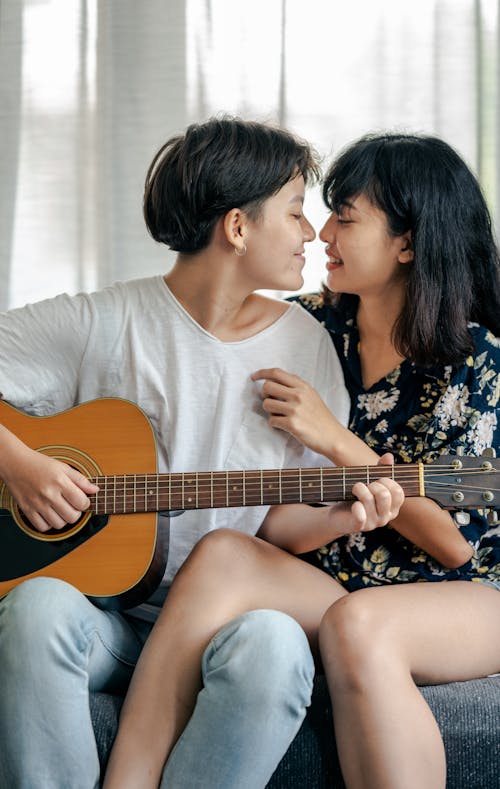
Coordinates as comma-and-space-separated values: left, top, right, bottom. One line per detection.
326, 255, 343, 270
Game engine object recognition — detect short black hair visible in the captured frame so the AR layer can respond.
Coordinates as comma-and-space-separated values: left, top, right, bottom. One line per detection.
144, 116, 320, 254
322, 132, 500, 366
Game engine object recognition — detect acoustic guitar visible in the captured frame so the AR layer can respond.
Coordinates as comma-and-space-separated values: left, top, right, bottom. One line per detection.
0, 398, 497, 610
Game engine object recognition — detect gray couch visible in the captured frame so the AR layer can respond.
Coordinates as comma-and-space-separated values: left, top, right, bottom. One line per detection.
90, 674, 500, 788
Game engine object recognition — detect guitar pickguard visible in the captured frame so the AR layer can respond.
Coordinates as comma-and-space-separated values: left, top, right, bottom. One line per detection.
0, 509, 109, 580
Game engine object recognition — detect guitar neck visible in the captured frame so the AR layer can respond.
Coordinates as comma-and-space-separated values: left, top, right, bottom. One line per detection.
88, 464, 423, 514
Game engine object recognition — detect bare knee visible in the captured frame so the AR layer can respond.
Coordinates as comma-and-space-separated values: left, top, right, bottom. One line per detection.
184, 529, 268, 574
319, 590, 403, 688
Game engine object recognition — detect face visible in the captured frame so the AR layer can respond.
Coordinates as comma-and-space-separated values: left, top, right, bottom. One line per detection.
242, 174, 316, 292
319, 194, 411, 299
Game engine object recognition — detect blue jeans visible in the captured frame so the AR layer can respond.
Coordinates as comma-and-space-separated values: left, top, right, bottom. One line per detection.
0, 578, 314, 789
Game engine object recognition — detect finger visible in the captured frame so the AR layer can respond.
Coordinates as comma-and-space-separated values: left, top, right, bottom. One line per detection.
22, 509, 52, 533
377, 452, 395, 467
251, 368, 302, 386
24, 505, 68, 533
262, 398, 293, 416
350, 500, 368, 531
55, 496, 88, 524
66, 466, 99, 494
259, 380, 296, 402
267, 415, 291, 431
371, 479, 404, 521
381, 478, 405, 516
371, 481, 394, 522
352, 480, 391, 525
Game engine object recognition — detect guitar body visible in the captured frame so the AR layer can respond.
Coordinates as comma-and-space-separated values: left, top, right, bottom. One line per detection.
1, 397, 497, 610
0, 398, 166, 610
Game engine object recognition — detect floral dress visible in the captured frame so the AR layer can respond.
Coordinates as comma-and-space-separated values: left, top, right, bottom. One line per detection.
294, 293, 500, 590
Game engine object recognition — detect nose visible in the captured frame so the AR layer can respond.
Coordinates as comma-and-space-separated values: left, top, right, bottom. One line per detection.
319, 214, 336, 244
302, 215, 316, 243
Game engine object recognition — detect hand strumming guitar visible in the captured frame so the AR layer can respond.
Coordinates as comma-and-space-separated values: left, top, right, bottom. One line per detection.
0, 423, 98, 533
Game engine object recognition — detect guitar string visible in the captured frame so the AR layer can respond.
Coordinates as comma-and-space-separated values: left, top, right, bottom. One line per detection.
88, 469, 500, 491
89, 466, 499, 484
87, 467, 500, 511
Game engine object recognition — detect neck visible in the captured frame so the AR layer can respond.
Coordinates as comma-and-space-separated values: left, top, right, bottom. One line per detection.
356, 288, 404, 345
165, 253, 252, 336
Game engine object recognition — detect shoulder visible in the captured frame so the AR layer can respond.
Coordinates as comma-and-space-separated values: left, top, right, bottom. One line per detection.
468, 323, 500, 363
92, 275, 165, 302
288, 292, 328, 320
78, 275, 167, 316
288, 292, 353, 336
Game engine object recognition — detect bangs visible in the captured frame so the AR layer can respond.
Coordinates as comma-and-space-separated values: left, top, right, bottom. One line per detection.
322, 159, 380, 214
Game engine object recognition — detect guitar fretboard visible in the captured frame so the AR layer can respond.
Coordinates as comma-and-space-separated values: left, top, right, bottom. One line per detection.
88, 465, 423, 514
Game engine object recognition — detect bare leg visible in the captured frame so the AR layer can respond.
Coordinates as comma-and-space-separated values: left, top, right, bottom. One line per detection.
103, 529, 346, 788
319, 581, 500, 789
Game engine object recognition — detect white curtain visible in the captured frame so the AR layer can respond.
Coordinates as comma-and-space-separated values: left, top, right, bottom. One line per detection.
0, 0, 498, 309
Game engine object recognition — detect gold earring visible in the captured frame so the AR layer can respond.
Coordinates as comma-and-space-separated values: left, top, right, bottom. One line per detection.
234, 244, 247, 257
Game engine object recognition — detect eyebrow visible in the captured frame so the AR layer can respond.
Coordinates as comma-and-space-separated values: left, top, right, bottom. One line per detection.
289, 195, 305, 204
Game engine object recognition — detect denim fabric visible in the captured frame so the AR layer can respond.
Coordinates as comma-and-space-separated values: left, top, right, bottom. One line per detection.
162, 609, 315, 789
0, 577, 149, 789
0, 581, 314, 789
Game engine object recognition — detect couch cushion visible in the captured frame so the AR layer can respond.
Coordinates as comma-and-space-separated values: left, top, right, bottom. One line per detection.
90, 674, 500, 788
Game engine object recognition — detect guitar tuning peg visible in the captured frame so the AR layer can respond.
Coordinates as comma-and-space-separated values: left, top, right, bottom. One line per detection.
455, 446, 465, 456
454, 511, 470, 526
482, 447, 496, 458
486, 510, 499, 525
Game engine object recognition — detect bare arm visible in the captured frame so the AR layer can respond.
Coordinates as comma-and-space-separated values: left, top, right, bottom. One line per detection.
0, 422, 98, 533
252, 367, 473, 568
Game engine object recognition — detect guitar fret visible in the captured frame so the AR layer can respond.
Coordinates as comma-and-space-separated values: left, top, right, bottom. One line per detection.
84, 461, 479, 516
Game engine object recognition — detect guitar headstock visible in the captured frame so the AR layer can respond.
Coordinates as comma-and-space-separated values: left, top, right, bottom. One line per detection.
423, 449, 499, 511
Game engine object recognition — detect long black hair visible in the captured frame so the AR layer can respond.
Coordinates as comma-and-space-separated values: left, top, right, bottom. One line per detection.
322, 132, 500, 366
144, 116, 320, 254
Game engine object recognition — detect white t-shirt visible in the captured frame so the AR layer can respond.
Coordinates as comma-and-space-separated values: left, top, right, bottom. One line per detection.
0, 276, 350, 616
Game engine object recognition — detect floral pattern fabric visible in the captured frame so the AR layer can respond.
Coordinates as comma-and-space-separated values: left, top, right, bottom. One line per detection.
293, 293, 500, 590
